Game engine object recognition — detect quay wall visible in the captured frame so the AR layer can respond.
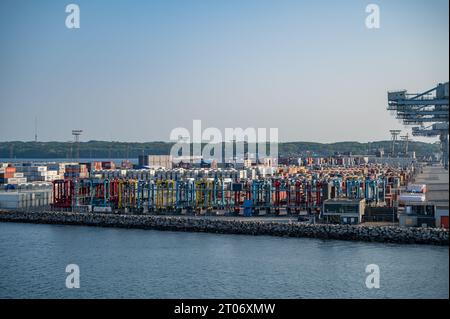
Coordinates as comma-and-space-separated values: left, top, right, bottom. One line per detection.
0, 210, 448, 246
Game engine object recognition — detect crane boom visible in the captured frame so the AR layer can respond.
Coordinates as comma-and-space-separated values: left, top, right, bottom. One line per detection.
387, 82, 449, 169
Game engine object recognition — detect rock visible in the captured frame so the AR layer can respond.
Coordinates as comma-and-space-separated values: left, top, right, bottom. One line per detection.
0, 210, 448, 245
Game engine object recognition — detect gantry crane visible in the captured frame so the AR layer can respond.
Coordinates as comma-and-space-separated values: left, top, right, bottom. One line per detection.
387, 82, 449, 169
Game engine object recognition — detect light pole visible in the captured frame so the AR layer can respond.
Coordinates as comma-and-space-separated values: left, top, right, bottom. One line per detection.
392, 188, 397, 227
392, 200, 395, 226
72, 130, 83, 162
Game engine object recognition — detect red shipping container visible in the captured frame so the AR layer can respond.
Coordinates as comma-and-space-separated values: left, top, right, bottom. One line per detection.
441, 216, 449, 229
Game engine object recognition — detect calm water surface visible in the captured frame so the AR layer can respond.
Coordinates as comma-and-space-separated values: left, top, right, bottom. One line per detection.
0, 222, 448, 298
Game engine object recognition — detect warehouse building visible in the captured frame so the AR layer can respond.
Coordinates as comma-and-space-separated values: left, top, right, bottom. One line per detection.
0, 184, 53, 209
322, 198, 366, 225
397, 202, 436, 228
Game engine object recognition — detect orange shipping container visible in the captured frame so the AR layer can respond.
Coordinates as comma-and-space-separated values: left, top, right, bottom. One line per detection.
4, 167, 15, 173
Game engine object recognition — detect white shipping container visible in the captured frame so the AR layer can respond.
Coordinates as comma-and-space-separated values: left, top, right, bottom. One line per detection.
406, 184, 427, 193
399, 193, 426, 203
93, 206, 112, 213
6, 178, 18, 184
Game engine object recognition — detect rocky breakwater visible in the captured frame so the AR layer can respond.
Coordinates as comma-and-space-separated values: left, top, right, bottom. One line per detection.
0, 210, 448, 245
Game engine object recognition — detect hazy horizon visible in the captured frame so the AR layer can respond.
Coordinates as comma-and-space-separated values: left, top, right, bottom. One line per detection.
0, 139, 439, 145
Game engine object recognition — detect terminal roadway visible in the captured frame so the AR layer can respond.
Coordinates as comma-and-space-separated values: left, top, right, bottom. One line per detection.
414, 165, 449, 210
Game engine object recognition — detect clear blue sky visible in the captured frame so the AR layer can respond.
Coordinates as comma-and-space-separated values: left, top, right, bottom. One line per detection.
0, 0, 448, 143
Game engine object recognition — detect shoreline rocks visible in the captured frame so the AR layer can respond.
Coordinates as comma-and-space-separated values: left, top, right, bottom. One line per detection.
0, 210, 448, 246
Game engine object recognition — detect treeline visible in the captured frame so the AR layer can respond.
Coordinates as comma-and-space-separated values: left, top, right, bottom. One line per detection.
0, 140, 440, 159
279, 141, 439, 157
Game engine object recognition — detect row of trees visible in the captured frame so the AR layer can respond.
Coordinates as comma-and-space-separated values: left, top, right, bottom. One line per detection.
0, 140, 440, 159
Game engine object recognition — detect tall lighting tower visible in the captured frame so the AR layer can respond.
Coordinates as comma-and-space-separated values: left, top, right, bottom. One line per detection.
72, 130, 83, 161
389, 130, 401, 157
34, 117, 38, 142
400, 133, 410, 156
387, 82, 449, 169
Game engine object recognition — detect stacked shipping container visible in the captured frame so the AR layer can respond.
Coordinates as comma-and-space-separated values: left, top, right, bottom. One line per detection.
15, 165, 61, 182
64, 164, 88, 179
0, 166, 24, 184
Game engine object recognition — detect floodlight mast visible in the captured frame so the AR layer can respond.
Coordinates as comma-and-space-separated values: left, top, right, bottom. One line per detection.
72, 130, 83, 161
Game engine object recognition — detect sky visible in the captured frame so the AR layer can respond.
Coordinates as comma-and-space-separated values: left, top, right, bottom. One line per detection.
0, 0, 448, 143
